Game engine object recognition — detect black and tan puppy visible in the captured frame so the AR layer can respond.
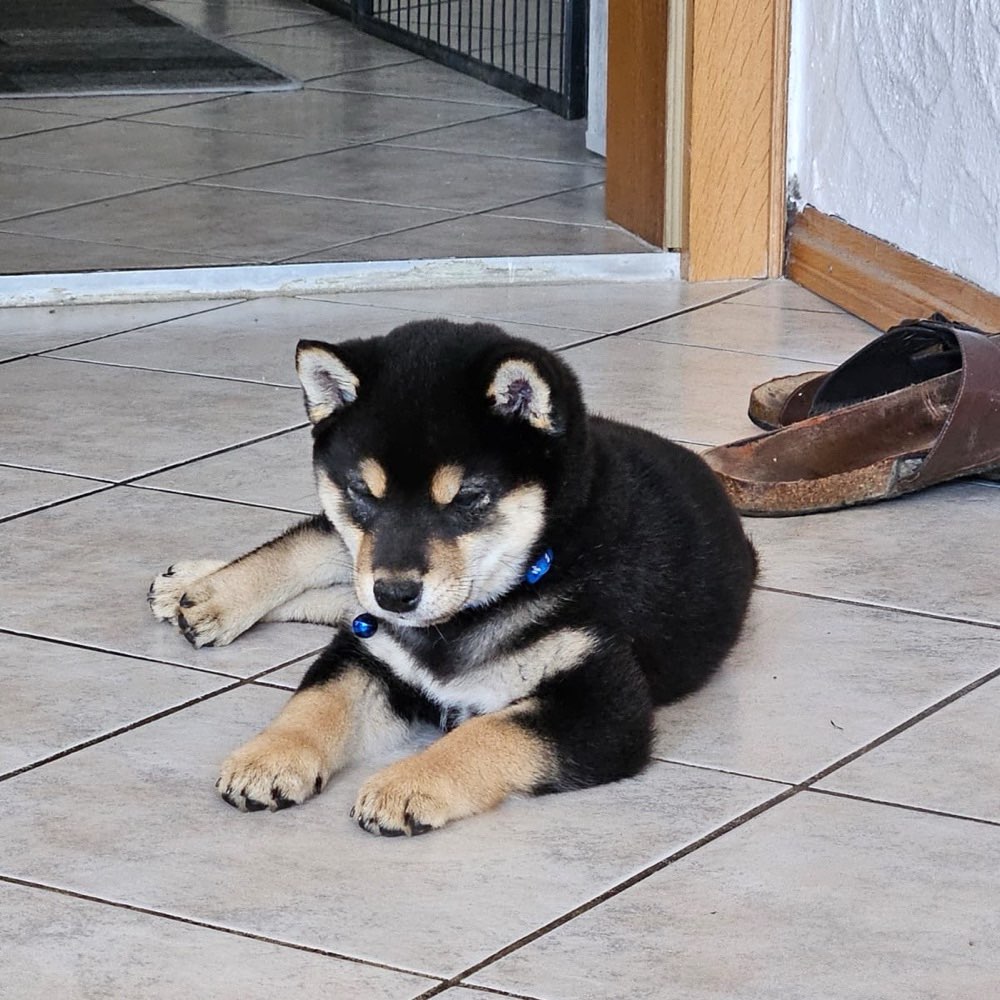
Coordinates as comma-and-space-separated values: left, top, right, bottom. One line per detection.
149, 319, 757, 835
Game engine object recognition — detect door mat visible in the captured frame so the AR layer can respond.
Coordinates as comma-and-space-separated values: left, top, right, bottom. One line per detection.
0, 0, 298, 98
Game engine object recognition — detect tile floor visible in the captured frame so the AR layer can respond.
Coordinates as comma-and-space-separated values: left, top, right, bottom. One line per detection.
0, 0, 645, 275
2, 277, 999, 998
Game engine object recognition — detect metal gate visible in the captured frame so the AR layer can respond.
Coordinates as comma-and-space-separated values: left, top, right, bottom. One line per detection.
323, 1, 588, 119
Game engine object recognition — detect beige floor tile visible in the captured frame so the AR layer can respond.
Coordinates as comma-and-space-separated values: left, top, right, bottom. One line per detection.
0, 106, 94, 139
561, 336, 810, 445
0, 466, 106, 519
0, 681, 777, 977
384, 108, 601, 165
0, 298, 233, 360
0, 163, 164, 224
205, 142, 604, 213
819, 677, 1000, 822
51, 298, 593, 383
0, 634, 235, 775
0, 486, 328, 674
0, 230, 233, 274
309, 57, 531, 107
653, 589, 1000, 782
0, 356, 301, 479
748, 481, 1000, 625
327, 279, 752, 334
128, 87, 511, 141
627, 299, 878, 366
133, 427, 317, 512
472, 793, 1000, 999
1, 881, 435, 1000
728, 278, 845, 312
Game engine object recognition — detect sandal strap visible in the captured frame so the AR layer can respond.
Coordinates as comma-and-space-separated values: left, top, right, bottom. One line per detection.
809, 317, 967, 416
906, 327, 1000, 487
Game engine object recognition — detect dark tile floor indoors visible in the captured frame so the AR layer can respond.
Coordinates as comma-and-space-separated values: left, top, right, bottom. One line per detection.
1, 1, 999, 998
0, 0, 648, 274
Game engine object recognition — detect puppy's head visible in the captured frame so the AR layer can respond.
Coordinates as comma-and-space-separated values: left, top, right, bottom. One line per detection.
296, 320, 586, 628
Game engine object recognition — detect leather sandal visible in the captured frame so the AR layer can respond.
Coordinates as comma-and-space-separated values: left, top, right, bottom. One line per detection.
747, 314, 1000, 430
704, 320, 1000, 516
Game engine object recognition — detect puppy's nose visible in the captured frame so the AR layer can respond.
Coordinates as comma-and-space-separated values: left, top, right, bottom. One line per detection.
372, 578, 423, 613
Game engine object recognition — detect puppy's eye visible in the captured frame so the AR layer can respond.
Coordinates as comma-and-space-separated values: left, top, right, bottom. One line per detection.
452, 484, 492, 510
345, 479, 375, 504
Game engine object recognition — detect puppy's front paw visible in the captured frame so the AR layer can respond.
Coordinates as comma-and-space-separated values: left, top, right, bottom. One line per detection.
352, 760, 457, 837
217, 732, 328, 812
168, 572, 259, 649
148, 559, 226, 624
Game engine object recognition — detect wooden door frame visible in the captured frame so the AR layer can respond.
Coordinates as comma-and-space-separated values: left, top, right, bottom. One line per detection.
605, 0, 791, 281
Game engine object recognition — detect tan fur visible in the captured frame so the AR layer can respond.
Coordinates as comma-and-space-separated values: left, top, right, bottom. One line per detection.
261, 585, 360, 626
218, 668, 407, 810
430, 463, 464, 505
316, 471, 364, 558
149, 521, 352, 647
488, 359, 553, 432
297, 346, 359, 424
352, 701, 553, 834
359, 457, 388, 499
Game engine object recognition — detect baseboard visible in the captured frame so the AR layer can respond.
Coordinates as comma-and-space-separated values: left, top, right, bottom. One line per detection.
787, 205, 1000, 331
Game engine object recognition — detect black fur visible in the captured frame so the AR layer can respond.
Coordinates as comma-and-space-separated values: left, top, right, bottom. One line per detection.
296, 319, 757, 795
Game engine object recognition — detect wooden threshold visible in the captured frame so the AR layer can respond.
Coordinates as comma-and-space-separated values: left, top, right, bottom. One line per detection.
788, 206, 1000, 331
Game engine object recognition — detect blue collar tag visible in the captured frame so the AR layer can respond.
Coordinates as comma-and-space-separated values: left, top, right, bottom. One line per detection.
524, 548, 553, 585
351, 613, 378, 638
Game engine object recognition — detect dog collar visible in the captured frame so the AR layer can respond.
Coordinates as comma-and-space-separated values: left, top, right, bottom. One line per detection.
351, 547, 554, 639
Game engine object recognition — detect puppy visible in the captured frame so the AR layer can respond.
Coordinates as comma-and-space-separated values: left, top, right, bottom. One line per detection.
150, 319, 756, 835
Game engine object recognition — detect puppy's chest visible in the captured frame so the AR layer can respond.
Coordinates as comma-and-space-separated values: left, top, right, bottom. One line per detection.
364, 606, 594, 721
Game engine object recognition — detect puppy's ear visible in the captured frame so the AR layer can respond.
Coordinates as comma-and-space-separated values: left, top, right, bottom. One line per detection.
296, 340, 360, 424
487, 356, 562, 434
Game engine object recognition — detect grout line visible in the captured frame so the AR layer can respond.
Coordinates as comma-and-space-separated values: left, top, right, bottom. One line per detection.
794, 662, 1000, 789
0, 679, 243, 785
116, 422, 310, 487
424, 785, 799, 989
752, 584, 1000, 632
804, 787, 1000, 829
221, 16, 340, 42
447, 662, 1000, 985
23, 298, 248, 357
0, 638, 328, 785
648, 756, 793, 786
554, 285, 760, 351
125, 481, 315, 517
38, 353, 300, 389
0, 425, 309, 524
413, 982, 546, 1000
279, 180, 608, 263
0, 625, 273, 681
0, 874, 443, 985
0, 482, 119, 526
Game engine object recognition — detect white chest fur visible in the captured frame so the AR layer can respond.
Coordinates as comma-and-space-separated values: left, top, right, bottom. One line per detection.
364, 626, 596, 717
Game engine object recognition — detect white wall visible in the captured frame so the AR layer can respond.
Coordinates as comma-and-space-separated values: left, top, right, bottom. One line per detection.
586, 0, 607, 156
787, 0, 1000, 295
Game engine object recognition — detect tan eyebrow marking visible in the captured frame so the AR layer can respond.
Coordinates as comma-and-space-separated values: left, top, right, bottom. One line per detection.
430, 464, 464, 505
359, 457, 387, 499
